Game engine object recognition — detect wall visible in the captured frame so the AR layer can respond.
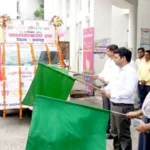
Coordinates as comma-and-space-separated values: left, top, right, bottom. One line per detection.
92, 0, 112, 74
44, 0, 62, 20
111, 5, 129, 47
137, 0, 150, 49
0, 0, 17, 19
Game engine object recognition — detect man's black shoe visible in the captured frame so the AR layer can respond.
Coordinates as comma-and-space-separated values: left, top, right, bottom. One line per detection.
106, 133, 113, 140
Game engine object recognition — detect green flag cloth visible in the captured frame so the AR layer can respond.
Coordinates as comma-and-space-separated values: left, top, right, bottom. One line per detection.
26, 95, 110, 150
22, 63, 75, 106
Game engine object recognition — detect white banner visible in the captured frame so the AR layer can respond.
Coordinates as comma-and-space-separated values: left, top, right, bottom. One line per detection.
0, 43, 59, 110
4, 20, 55, 43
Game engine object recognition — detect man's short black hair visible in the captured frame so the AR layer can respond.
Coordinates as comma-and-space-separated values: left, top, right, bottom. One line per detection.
114, 47, 132, 63
145, 50, 150, 54
107, 44, 118, 52
138, 47, 145, 52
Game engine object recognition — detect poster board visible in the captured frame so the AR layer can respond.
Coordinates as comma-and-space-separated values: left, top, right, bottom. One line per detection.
4, 20, 55, 43
83, 27, 94, 95
0, 43, 58, 110
0, 20, 63, 112
140, 28, 150, 50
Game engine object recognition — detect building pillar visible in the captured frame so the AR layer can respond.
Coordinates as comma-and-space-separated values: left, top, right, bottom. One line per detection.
69, 0, 77, 71
128, 5, 137, 59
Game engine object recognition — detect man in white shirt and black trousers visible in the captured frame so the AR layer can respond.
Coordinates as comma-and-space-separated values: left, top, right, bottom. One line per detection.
92, 44, 119, 139
101, 47, 138, 150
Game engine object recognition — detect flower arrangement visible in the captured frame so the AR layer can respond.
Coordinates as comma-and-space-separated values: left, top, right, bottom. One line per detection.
50, 16, 63, 27
0, 14, 11, 28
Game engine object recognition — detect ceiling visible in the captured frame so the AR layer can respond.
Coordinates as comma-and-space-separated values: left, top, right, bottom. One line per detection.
112, 0, 132, 9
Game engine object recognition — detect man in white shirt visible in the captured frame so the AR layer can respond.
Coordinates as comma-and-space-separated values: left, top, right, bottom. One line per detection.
92, 44, 119, 139
101, 47, 138, 150
126, 92, 150, 150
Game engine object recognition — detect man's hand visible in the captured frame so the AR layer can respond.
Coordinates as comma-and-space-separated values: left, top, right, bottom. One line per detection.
126, 111, 139, 119
92, 75, 99, 80
139, 80, 146, 85
100, 88, 105, 95
105, 92, 111, 98
92, 75, 105, 83
136, 120, 150, 133
126, 110, 143, 119
100, 89, 111, 98
99, 78, 105, 83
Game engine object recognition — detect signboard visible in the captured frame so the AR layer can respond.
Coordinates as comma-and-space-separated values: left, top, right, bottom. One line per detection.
83, 27, 94, 95
94, 38, 111, 59
0, 43, 59, 110
4, 20, 55, 43
0, 44, 2, 81
140, 28, 150, 50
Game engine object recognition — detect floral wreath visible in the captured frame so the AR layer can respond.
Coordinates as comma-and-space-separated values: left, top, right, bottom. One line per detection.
50, 16, 63, 27
0, 14, 11, 28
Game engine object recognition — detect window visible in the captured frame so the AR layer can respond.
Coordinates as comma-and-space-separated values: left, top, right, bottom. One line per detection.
65, 27, 70, 41
4, 44, 59, 66
88, 0, 91, 13
66, 0, 70, 17
79, 0, 82, 11
77, 0, 82, 11
39, 51, 59, 64
78, 22, 82, 49
17, 1, 20, 19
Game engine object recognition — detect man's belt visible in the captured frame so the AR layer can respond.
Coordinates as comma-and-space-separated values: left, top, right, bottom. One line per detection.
111, 102, 133, 106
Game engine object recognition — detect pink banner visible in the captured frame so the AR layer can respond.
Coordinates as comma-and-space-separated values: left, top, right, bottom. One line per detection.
0, 44, 2, 81
83, 27, 94, 94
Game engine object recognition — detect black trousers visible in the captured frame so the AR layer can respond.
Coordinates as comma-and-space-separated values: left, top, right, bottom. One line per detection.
111, 103, 134, 150
102, 84, 111, 134
138, 84, 150, 108
102, 95, 111, 133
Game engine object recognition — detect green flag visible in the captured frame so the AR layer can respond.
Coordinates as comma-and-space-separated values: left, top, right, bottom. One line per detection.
26, 95, 110, 150
22, 63, 75, 106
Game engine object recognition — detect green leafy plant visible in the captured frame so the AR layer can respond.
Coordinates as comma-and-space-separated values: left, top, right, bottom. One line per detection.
34, 8, 44, 20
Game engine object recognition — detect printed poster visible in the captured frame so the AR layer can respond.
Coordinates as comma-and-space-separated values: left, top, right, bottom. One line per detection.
83, 27, 94, 95
140, 28, 150, 50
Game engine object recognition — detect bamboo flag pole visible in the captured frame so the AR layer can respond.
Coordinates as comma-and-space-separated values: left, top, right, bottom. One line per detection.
69, 70, 94, 77
44, 43, 51, 64
17, 43, 23, 119
30, 43, 37, 74
76, 78, 101, 91
1, 43, 6, 118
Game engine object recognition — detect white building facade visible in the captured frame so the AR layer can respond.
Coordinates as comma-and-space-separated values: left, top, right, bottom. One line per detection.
1, 0, 150, 73
44, 0, 143, 73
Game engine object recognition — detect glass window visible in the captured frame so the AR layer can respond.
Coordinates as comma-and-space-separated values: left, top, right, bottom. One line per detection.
66, 0, 70, 17
4, 44, 59, 66
88, 0, 91, 12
